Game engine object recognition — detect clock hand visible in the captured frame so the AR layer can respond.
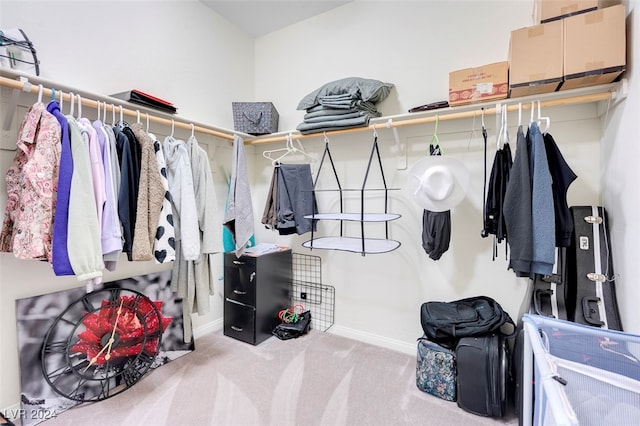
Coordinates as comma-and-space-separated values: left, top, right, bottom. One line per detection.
104, 299, 124, 361
80, 299, 124, 372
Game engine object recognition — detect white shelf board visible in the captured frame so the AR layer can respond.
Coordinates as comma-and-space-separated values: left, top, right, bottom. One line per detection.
304, 212, 401, 222
302, 236, 401, 254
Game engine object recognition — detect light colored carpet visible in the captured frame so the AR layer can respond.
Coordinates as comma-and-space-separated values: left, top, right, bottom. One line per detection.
41, 330, 518, 426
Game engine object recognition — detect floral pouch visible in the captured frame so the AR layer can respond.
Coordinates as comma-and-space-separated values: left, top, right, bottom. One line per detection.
416, 336, 457, 401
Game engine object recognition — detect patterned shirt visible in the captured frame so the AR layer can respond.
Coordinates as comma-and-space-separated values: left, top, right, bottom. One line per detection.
0, 103, 61, 261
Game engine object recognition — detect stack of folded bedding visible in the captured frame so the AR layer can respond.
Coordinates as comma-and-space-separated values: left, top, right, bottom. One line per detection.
296, 77, 394, 135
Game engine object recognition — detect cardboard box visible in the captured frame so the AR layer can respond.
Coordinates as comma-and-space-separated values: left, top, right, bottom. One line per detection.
509, 20, 563, 98
561, 4, 626, 90
535, 0, 619, 23
448, 61, 509, 106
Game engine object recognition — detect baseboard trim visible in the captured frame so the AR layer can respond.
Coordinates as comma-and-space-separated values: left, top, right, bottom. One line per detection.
326, 325, 416, 355
1, 402, 22, 423
193, 317, 223, 339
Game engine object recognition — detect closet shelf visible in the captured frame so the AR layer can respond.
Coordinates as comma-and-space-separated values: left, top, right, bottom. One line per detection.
250, 80, 625, 145
0, 68, 251, 141
302, 236, 401, 254
304, 213, 401, 222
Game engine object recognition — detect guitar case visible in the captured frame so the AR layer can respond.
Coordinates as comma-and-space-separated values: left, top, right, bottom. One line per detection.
567, 206, 622, 330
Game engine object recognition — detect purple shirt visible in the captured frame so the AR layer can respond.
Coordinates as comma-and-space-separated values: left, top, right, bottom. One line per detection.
47, 100, 74, 275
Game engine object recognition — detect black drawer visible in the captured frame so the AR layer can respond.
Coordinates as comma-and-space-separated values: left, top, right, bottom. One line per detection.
224, 255, 256, 305
224, 299, 256, 345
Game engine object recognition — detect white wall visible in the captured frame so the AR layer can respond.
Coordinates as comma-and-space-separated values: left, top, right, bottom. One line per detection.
602, 0, 639, 334
250, 0, 618, 346
0, 0, 253, 410
0, 0, 637, 412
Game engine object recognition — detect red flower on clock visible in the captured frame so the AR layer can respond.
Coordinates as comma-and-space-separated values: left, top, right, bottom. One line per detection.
70, 295, 172, 365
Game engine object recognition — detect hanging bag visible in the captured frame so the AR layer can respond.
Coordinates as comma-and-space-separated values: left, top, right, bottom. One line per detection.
420, 296, 516, 348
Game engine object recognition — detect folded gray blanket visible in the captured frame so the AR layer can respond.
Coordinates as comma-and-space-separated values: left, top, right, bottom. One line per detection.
304, 107, 361, 119
303, 111, 368, 123
296, 114, 372, 133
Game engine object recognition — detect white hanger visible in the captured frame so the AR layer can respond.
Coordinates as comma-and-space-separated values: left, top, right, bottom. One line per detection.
263, 134, 294, 166
96, 100, 101, 122
537, 100, 550, 134
502, 105, 510, 147
59, 90, 63, 112
69, 92, 75, 116
37, 84, 43, 103
529, 101, 535, 126
76, 94, 82, 120
518, 102, 522, 127
136, 110, 141, 124
111, 104, 116, 126
170, 119, 175, 137
190, 123, 195, 138
262, 133, 313, 166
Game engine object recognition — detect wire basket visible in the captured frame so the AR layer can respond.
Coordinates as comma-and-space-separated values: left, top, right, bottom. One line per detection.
292, 253, 335, 332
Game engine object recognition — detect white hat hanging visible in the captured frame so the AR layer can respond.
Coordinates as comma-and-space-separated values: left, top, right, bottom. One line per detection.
407, 156, 470, 212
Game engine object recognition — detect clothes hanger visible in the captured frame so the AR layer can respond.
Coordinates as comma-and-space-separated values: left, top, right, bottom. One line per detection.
170, 119, 175, 137
76, 94, 82, 120
518, 102, 522, 127
529, 101, 535, 127
37, 84, 43, 104
502, 104, 510, 147
69, 92, 75, 117
537, 100, 550, 134
262, 136, 293, 165
111, 104, 116, 127
59, 89, 63, 111
431, 115, 440, 149
190, 123, 195, 138
496, 106, 505, 150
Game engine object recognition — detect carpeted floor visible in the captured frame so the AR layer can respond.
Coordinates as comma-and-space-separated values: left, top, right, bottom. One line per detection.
40, 330, 518, 426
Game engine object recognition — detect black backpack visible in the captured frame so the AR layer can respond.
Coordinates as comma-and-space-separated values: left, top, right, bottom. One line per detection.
420, 296, 515, 348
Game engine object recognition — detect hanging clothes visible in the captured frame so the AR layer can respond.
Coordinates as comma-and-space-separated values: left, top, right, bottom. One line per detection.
482, 124, 513, 259
544, 132, 578, 247
0, 102, 61, 261
186, 134, 222, 321
65, 115, 104, 282
93, 119, 122, 271
149, 133, 176, 264
261, 166, 279, 230
421, 144, 452, 261
223, 134, 254, 257
503, 125, 533, 277
529, 122, 555, 275
164, 135, 200, 341
48, 100, 75, 275
275, 163, 317, 235
113, 125, 137, 260
130, 123, 165, 261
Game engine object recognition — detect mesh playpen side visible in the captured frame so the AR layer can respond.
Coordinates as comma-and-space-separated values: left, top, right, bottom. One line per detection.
522, 314, 640, 426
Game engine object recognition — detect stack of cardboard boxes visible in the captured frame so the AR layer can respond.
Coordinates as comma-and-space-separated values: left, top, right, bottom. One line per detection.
448, 0, 627, 106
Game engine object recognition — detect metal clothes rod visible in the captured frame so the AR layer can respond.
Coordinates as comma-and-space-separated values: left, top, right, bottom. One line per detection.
0, 73, 245, 141
251, 90, 616, 145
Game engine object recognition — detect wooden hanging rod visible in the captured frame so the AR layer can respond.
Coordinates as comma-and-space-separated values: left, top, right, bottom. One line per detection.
250, 87, 618, 145
0, 73, 247, 141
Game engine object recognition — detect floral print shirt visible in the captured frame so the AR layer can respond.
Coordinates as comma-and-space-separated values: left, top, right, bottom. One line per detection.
0, 102, 61, 261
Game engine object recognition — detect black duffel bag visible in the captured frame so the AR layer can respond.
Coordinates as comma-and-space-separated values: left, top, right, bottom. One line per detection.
420, 296, 515, 348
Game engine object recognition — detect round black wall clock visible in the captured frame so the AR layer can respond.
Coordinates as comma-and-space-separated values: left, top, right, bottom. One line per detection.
41, 287, 173, 402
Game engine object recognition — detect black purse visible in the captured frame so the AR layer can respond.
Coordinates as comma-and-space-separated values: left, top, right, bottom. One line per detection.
273, 310, 311, 340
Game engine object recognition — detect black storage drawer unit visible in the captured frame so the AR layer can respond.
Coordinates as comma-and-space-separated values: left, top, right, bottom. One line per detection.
223, 249, 292, 345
